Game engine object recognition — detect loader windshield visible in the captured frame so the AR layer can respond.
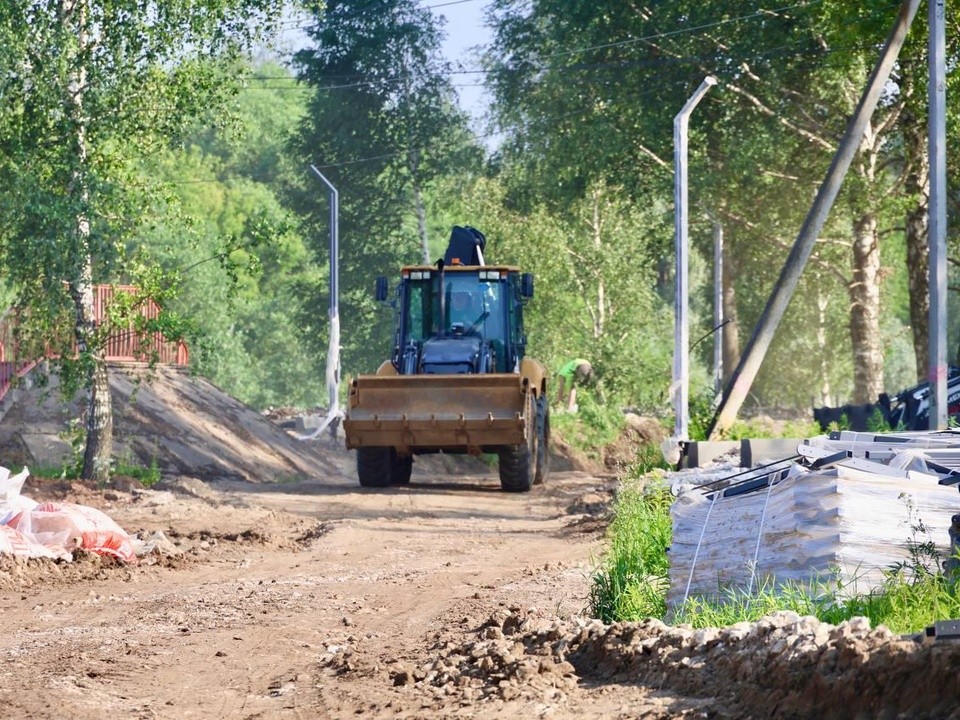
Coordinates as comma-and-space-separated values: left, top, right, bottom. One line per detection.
402, 272, 504, 345
443, 274, 503, 339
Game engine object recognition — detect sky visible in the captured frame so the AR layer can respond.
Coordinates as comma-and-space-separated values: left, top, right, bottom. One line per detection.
275, 0, 495, 126
431, 0, 494, 126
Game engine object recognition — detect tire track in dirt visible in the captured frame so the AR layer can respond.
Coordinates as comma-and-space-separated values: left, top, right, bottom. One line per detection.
0, 470, 624, 719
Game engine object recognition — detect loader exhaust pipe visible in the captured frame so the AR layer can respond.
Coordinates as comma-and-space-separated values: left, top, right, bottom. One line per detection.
436, 258, 446, 338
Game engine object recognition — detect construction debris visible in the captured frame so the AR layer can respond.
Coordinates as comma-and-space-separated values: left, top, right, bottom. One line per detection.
814, 366, 960, 431
669, 430, 960, 607
0, 465, 137, 563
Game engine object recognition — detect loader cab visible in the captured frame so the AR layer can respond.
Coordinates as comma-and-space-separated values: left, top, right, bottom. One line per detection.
390, 266, 528, 375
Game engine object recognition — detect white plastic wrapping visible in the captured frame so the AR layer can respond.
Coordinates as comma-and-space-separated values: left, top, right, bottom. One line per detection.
668, 458, 960, 607
0, 465, 136, 563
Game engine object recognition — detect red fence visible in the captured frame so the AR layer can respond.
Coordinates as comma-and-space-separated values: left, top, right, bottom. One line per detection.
0, 286, 188, 402
96, 285, 189, 365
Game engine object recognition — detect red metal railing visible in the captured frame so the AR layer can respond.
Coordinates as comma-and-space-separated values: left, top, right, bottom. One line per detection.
96, 285, 189, 365
0, 286, 188, 403
0, 311, 40, 403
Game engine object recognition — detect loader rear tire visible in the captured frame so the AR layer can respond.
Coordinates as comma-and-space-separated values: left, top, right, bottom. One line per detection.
357, 447, 393, 487
498, 392, 537, 492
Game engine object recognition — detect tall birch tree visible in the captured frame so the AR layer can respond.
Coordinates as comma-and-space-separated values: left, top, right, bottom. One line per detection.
0, 0, 283, 483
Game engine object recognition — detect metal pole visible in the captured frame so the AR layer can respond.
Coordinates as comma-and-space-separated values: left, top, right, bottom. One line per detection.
713, 219, 724, 396
310, 165, 341, 434
928, 0, 947, 430
706, 0, 921, 439
674, 75, 717, 441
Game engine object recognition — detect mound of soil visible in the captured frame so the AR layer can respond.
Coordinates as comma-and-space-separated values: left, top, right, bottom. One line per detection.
391, 606, 960, 719
551, 412, 668, 475
0, 364, 353, 484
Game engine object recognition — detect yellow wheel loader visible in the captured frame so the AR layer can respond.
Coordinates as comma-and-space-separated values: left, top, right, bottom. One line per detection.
343, 226, 549, 492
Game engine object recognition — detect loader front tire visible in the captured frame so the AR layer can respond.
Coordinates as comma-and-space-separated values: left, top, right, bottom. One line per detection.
391, 452, 413, 485
498, 392, 537, 492
357, 447, 393, 487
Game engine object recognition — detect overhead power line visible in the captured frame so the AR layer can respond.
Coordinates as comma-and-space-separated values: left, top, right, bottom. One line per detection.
274, 0, 485, 30
283, 0, 828, 74
273, 0, 897, 96
172, 3, 897, 177
420, 0, 484, 9
242, 35, 881, 94
170, 78, 694, 184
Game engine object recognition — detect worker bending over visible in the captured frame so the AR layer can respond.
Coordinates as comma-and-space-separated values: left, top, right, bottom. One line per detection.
556, 359, 593, 413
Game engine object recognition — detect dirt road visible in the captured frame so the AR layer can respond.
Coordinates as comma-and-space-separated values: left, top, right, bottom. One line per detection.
5, 461, 960, 720
1, 468, 686, 719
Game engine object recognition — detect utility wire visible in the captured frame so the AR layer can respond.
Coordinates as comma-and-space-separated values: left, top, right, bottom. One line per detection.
240, 36, 882, 94
172, 32, 887, 181
172, 6, 897, 178
283, 0, 833, 89
421, 0, 484, 9
273, 0, 485, 30
170, 77, 692, 184
268, 0, 897, 95
510, 0, 827, 64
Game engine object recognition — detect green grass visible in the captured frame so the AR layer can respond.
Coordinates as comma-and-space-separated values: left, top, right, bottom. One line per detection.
113, 456, 162, 487
669, 567, 960, 634
30, 455, 161, 488
29, 465, 70, 480
588, 475, 673, 622
686, 388, 823, 441
551, 392, 626, 460
590, 469, 960, 633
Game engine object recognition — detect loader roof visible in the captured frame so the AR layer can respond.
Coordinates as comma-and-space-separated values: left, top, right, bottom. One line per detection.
400, 263, 520, 273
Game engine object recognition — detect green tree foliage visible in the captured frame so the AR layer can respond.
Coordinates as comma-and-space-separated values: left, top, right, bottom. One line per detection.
453, 176, 675, 411
0, 0, 283, 482
289, 0, 483, 375
485, 0, 949, 413
145, 65, 327, 409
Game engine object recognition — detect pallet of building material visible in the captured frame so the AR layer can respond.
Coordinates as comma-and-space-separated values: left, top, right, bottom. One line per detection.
804, 432, 960, 475
667, 459, 960, 609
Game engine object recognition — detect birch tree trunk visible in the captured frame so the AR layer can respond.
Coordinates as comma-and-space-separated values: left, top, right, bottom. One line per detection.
65, 0, 113, 484
720, 245, 740, 386
848, 214, 885, 403
413, 180, 430, 264
903, 115, 930, 381
816, 289, 832, 406
589, 187, 605, 339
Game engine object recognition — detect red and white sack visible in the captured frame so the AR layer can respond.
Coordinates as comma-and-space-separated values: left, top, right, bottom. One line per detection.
14, 502, 137, 563
0, 524, 61, 560
0, 466, 36, 526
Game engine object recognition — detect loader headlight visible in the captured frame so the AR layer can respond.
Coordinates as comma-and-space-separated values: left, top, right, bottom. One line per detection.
410, 271, 430, 280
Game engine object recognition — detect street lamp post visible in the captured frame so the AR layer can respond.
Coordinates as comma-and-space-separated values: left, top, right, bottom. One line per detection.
673, 76, 717, 442
928, 0, 947, 429
308, 164, 341, 440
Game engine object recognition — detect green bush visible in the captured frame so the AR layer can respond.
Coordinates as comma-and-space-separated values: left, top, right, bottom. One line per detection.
551, 391, 624, 460
113, 457, 162, 488
632, 442, 671, 474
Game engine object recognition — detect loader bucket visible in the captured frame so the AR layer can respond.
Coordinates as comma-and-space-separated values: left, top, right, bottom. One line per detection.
343, 373, 529, 452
